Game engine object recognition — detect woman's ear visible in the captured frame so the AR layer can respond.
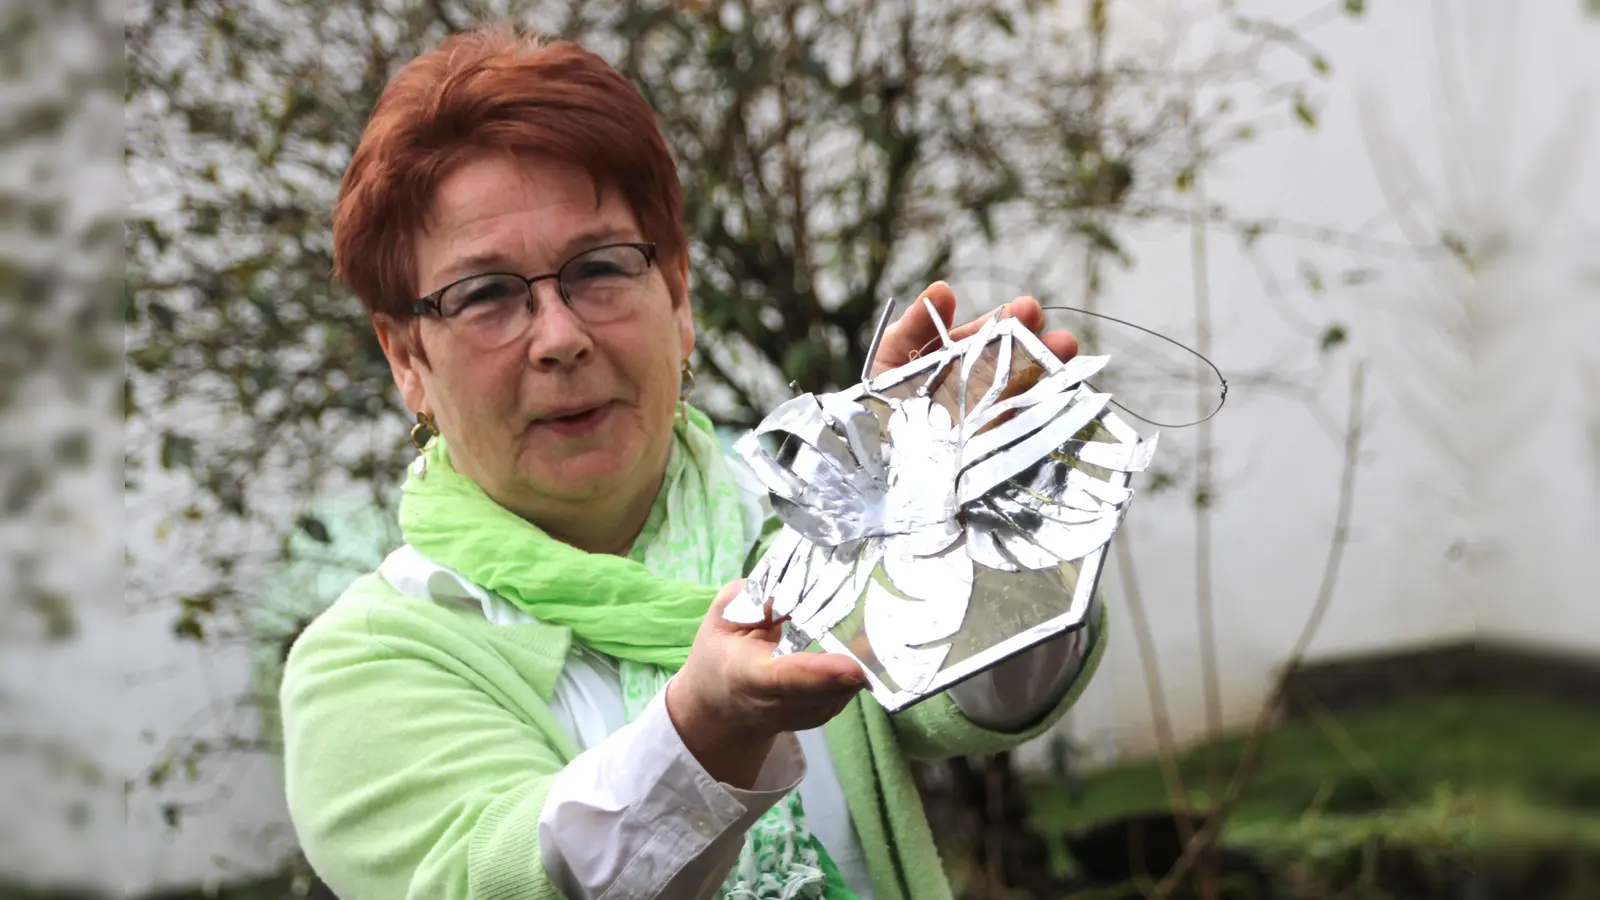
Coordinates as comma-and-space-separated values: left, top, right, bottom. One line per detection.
373, 313, 428, 414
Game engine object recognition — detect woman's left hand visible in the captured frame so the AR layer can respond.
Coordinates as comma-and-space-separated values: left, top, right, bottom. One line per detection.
869, 281, 1079, 379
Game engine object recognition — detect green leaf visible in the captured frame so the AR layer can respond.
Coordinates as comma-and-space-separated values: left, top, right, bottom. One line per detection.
1319, 323, 1348, 354
974, 204, 996, 243
1071, 220, 1131, 265
172, 613, 205, 642
159, 432, 196, 471
992, 168, 1023, 204
27, 588, 77, 641
1293, 94, 1318, 130
1311, 55, 1331, 76
1174, 167, 1195, 193
297, 514, 331, 544
129, 343, 174, 373
780, 341, 826, 386
1343, 0, 1366, 16
986, 8, 1016, 36
1145, 470, 1178, 495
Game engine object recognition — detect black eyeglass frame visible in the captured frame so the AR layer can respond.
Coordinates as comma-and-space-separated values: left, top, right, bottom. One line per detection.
408, 241, 660, 318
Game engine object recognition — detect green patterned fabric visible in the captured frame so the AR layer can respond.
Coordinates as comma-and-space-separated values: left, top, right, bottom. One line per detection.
399, 404, 856, 900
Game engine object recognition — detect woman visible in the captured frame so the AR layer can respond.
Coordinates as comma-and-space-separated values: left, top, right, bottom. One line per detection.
281, 25, 1105, 900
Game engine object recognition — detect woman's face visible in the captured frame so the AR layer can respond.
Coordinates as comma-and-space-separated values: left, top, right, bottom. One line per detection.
379, 155, 693, 541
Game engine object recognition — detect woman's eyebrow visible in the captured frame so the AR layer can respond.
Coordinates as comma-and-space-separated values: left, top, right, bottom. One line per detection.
437, 226, 639, 285
555, 224, 637, 258
435, 250, 519, 285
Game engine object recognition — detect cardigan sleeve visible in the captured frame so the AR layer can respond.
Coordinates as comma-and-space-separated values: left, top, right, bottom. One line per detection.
281, 581, 813, 900
888, 598, 1109, 761
280, 598, 571, 900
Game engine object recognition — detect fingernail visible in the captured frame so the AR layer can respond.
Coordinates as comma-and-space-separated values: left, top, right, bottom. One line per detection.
838, 673, 866, 688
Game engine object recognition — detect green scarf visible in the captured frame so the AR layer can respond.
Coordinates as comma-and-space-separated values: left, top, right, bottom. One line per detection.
400, 405, 856, 900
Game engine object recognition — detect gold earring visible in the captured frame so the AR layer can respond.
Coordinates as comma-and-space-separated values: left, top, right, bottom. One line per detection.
677, 359, 696, 422
409, 412, 437, 476
409, 408, 435, 448
409, 411, 437, 453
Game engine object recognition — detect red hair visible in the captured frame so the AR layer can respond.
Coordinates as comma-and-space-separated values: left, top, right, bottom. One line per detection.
332, 26, 687, 318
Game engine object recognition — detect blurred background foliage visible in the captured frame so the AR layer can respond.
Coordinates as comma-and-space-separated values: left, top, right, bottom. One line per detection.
0, 0, 120, 645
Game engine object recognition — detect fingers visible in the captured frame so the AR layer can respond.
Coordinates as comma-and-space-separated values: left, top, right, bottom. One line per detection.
931, 295, 1079, 363
877, 287, 1080, 370
872, 282, 958, 372
945, 294, 1036, 343
710, 579, 775, 631
711, 577, 864, 691
1040, 329, 1080, 362
999, 297, 1081, 361
748, 649, 866, 699
708, 579, 748, 618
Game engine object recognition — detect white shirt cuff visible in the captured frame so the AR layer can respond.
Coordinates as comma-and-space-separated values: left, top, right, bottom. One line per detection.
538, 682, 806, 899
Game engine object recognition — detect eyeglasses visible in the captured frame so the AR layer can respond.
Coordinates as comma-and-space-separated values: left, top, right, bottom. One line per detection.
410, 241, 659, 349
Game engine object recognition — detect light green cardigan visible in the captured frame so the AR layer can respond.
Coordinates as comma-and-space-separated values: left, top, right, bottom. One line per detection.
280, 569, 1106, 900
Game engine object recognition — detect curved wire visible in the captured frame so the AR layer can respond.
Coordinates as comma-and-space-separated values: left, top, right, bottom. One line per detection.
907, 303, 1228, 429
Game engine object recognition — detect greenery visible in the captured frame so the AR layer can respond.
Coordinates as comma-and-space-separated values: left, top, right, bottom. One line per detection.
1022, 692, 1600, 897
1031, 693, 1600, 830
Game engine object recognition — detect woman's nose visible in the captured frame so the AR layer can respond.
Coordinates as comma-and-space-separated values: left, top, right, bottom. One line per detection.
526, 282, 593, 369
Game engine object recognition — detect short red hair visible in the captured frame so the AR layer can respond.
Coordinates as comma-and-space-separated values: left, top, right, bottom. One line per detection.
332, 26, 687, 318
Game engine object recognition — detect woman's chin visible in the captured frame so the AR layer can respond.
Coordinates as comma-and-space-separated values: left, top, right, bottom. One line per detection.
520, 445, 644, 499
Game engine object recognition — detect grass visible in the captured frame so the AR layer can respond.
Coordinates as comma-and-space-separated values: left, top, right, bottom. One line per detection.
1029, 692, 1600, 833
1022, 692, 1600, 897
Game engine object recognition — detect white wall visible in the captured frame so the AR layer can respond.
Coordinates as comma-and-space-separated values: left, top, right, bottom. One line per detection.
1052, 0, 1600, 765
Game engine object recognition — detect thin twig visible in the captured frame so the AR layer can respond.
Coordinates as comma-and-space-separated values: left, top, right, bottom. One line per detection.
1152, 362, 1367, 899
1113, 530, 1198, 841
1186, 83, 1225, 780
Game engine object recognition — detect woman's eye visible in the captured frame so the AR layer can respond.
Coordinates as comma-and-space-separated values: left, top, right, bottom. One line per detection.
463, 283, 518, 305
446, 278, 521, 315
570, 260, 627, 280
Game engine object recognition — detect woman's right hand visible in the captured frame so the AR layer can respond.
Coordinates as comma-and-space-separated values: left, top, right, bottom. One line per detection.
665, 580, 867, 788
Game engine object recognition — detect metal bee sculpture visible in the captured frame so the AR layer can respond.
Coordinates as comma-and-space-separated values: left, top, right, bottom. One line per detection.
723, 297, 1160, 711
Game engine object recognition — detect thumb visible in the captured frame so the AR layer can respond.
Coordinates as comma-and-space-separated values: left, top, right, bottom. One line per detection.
712, 579, 777, 629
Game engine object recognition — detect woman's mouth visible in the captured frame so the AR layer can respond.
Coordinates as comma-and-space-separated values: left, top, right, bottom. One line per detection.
536, 401, 613, 438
